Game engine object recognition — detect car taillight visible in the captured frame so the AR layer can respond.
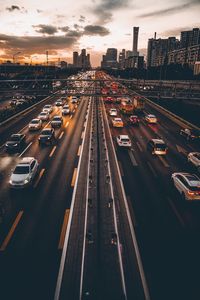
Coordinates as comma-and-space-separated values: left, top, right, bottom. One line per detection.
187, 190, 194, 195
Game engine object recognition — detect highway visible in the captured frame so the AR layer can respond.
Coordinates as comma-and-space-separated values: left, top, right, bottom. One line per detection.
0, 71, 200, 300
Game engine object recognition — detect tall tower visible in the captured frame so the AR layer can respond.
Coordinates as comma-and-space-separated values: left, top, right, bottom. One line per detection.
133, 27, 139, 56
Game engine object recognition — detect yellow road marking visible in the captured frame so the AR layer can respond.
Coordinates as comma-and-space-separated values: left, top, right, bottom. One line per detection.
0, 211, 24, 251
59, 131, 64, 139
65, 121, 69, 128
49, 146, 57, 158
34, 168, 45, 188
77, 145, 82, 156
58, 209, 70, 249
71, 168, 77, 187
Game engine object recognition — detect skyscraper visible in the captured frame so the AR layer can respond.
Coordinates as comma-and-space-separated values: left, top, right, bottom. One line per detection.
73, 52, 78, 67
132, 27, 139, 56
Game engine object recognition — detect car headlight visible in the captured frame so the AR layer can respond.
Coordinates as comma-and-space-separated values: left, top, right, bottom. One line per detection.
47, 137, 50, 140
24, 179, 29, 184
13, 143, 18, 147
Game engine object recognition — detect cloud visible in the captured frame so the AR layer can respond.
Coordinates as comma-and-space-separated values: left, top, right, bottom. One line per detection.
36, 9, 43, 13
139, 0, 200, 18
0, 33, 79, 56
6, 5, 20, 12
33, 24, 58, 35
59, 26, 70, 32
74, 24, 83, 30
92, 0, 131, 24
79, 15, 86, 22
83, 25, 110, 36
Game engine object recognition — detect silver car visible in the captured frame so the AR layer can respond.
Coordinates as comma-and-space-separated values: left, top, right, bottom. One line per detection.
10, 157, 39, 188
38, 111, 49, 121
29, 118, 42, 131
188, 152, 200, 170
172, 172, 200, 201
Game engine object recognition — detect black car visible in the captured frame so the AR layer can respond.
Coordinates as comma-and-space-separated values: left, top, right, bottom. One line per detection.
180, 128, 200, 141
38, 128, 55, 145
5, 134, 26, 152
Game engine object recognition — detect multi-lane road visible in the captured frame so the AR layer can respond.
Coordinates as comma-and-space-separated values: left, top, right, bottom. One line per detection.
0, 71, 200, 300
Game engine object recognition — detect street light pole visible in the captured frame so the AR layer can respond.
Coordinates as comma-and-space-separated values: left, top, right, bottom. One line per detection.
13, 51, 21, 64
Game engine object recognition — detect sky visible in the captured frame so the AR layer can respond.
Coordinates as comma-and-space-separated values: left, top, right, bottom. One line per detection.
0, 0, 200, 66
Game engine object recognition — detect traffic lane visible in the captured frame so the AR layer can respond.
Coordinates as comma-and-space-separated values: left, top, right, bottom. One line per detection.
0, 96, 84, 245
0, 93, 64, 147
0, 98, 89, 300
115, 145, 200, 300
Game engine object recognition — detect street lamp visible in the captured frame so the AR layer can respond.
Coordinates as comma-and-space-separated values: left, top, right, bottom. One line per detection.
13, 51, 21, 64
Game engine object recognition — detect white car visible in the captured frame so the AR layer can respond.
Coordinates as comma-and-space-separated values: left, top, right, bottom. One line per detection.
188, 152, 200, 169
171, 172, 200, 201
147, 139, 168, 155
62, 105, 70, 115
109, 108, 117, 116
43, 104, 53, 113
71, 96, 78, 104
145, 114, 157, 124
112, 118, 124, 128
38, 111, 49, 121
9, 157, 39, 188
29, 118, 42, 131
116, 135, 131, 148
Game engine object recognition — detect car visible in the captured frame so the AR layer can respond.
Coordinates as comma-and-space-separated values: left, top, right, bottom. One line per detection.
188, 152, 200, 170
180, 128, 200, 141
111, 233, 117, 245
147, 139, 168, 155
43, 104, 53, 113
71, 96, 78, 104
5, 134, 26, 152
55, 100, 63, 107
128, 115, 139, 126
9, 99, 17, 106
112, 117, 124, 128
62, 105, 70, 115
171, 172, 200, 201
28, 118, 42, 131
9, 157, 39, 188
38, 111, 49, 121
51, 115, 63, 128
145, 114, 157, 124
109, 108, 117, 116
38, 128, 55, 145
116, 135, 131, 148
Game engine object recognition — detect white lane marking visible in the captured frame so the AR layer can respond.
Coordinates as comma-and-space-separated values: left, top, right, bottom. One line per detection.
136, 141, 143, 152
65, 121, 69, 128
33, 168, 45, 188
158, 156, 170, 168
44, 121, 51, 128
118, 160, 124, 176
81, 131, 84, 139
147, 162, 157, 177
128, 149, 138, 166
49, 146, 57, 158
18, 124, 28, 133
18, 142, 32, 157
167, 197, 185, 227
69, 115, 72, 119
176, 144, 188, 156
59, 131, 64, 139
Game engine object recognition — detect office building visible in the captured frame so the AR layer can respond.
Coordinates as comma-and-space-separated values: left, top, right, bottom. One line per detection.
133, 27, 139, 56
101, 48, 118, 68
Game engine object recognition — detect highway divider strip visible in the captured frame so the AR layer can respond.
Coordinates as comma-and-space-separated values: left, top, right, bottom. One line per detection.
54, 97, 92, 300
102, 98, 151, 300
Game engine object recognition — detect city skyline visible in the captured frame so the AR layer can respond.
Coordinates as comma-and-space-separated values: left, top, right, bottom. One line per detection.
0, 0, 200, 66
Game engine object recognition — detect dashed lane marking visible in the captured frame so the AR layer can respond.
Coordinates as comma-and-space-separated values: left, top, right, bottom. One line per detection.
59, 131, 64, 139
158, 156, 170, 168
136, 141, 143, 152
147, 162, 157, 177
33, 168, 45, 188
49, 146, 57, 158
167, 197, 185, 227
81, 131, 84, 139
128, 149, 138, 166
77, 145, 82, 156
71, 168, 77, 187
18, 142, 32, 157
65, 121, 69, 128
0, 211, 24, 251
69, 115, 72, 119
58, 209, 70, 250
